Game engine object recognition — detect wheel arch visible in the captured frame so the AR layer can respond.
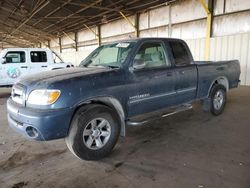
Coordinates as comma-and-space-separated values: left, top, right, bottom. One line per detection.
202, 76, 229, 112
74, 96, 126, 137
208, 76, 229, 97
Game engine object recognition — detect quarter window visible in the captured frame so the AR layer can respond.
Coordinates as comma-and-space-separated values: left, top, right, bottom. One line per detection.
5, 51, 25, 63
169, 41, 190, 66
30, 51, 47, 63
134, 42, 171, 68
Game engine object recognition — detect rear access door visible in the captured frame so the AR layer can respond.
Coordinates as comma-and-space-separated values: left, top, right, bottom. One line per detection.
28, 49, 50, 74
167, 40, 198, 104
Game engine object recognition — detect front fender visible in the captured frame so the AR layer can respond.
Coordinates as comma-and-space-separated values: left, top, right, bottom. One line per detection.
75, 96, 126, 136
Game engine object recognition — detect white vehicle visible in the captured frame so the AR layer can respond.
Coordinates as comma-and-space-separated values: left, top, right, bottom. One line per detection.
0, 48, 73, 86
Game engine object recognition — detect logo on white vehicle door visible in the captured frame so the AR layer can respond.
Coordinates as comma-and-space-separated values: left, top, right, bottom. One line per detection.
7, 67, 21, 79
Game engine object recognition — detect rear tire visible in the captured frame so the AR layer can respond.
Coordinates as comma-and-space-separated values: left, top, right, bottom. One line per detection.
66, 104, 120, 160
209, 84, 227, 116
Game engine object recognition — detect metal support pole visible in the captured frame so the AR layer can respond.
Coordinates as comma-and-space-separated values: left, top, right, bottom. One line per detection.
223, 0, 226, 14
97, 25, 101, 46
198, 0, 213, 60
208, 0, 214, 38
75, 32, 78, 51
84, 24, 100, 46
119, 11, 137, 38
134, 13, 139, 38
63, 31, 76, 49
48, 40, 50, 48
59, 37, 62, 53
168, 4, 172, 37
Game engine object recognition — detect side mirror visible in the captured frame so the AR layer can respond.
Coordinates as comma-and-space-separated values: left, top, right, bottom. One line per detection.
133, 59, 145, 70
0, 57, 6, 64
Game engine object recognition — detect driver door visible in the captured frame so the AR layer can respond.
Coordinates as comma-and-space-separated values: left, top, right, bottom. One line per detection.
0, 50, 29, 85
127, 41, 177, 117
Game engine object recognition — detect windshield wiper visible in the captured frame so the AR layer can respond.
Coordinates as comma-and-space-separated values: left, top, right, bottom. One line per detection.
90, 64, 119, 69
106, 65, 119, 69
83, 64, 119, 69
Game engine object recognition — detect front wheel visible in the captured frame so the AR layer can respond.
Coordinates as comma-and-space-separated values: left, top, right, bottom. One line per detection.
210, 84, 227, 116
66, 104, 120, 160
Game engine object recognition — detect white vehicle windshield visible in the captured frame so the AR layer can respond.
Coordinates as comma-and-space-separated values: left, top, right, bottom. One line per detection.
81, 42, 135, 68
52, 51, 64, 63
0, 50, 7, 58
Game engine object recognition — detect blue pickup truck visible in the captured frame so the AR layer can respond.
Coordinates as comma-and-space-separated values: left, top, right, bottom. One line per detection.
7, 38, 240, 160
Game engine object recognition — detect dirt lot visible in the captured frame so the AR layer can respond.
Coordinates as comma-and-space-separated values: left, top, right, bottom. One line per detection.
0, 87, 249, 188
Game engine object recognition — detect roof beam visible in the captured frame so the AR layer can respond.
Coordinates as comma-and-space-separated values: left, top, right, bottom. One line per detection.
32, 0, 72, 26
3, 0, 50, 43
1, 40, 32, 48
4, 0, 24, 24
11, 0, 50, 35
47, 0, 129, 34
0, 6, 25, 17
42, 0, 102, 31
0, 20, 53, 41
41, 16, 92, 19
64, 1, 121, 12
55, 0, 141, 34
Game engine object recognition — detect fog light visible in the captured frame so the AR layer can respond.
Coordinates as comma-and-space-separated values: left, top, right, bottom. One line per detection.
26, 127, 39, 138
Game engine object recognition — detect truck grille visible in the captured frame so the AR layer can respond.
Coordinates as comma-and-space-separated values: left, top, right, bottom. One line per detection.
11, 84, 26, 105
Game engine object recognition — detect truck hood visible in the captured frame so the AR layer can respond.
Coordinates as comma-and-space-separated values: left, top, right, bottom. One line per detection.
18, 67, 113, 87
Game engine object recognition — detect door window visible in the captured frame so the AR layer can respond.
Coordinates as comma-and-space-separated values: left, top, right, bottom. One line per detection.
169, 41, 190, 66
30, 51, 47, 63
134, 42, 171, 68
5, 51, 25, 63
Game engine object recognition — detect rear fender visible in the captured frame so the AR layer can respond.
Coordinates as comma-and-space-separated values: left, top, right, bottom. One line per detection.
207, 76, 229, 97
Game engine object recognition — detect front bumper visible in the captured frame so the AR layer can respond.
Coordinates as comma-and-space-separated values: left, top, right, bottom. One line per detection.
7, 99, 74, 141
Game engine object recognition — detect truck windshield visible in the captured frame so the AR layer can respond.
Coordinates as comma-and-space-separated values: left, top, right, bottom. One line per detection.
52, 51, 64, 63
81, 42, 135, 68
0, 50, 7, 58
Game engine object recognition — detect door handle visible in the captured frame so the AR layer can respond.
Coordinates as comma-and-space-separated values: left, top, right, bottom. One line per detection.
41, 65, 48, 68
21, 66, 28, 68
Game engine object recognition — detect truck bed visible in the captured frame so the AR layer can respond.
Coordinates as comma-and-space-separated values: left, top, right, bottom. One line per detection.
195, 60, 241, 99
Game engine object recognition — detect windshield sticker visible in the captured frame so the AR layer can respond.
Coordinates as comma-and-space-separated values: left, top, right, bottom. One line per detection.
7, 67, 21, 79
116, 43, 130, 48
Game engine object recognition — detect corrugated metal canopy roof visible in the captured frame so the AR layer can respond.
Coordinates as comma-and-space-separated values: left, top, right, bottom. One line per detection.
0, 0, 173, 47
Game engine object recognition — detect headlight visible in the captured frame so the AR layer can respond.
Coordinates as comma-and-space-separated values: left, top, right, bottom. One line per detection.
27, 89, 61, 105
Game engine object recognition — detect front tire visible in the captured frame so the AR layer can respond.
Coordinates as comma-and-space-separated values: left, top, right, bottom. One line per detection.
66, 104, 120, 160
210, 84, 227, 116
